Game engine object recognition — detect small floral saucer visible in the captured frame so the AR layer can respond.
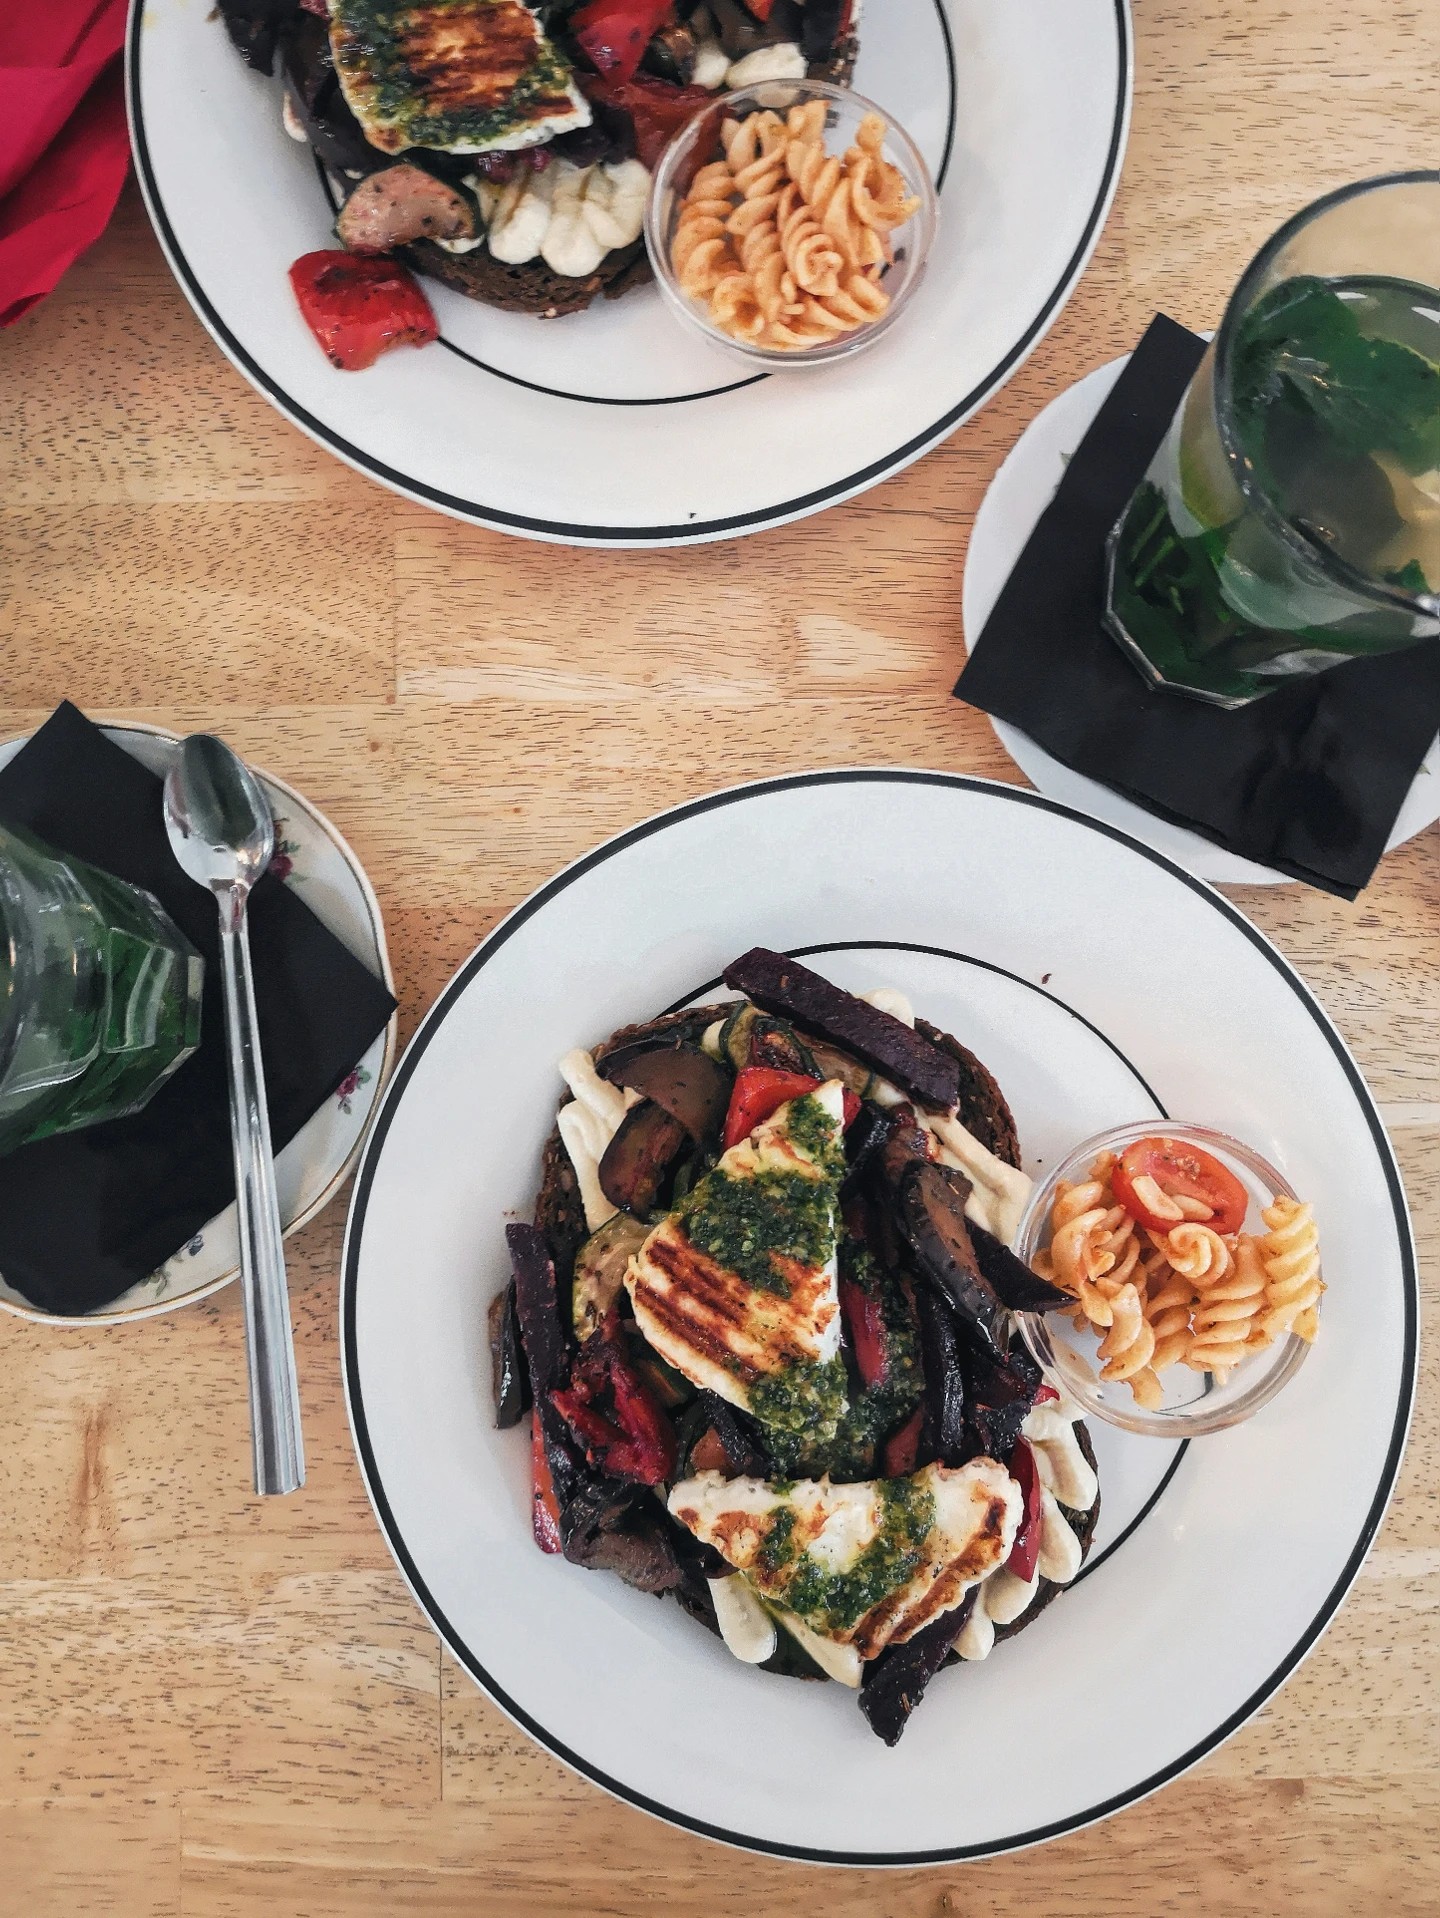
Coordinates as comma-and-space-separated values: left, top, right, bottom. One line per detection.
0, 722, 398, 1325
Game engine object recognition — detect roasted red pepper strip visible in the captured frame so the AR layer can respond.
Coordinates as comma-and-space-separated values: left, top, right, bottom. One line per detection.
1006, 1438, 1044, 1584
570, 0, 672, 79
882, 1405, 923, 1478
1034, 1382, 1059, 1405
722, 1066, 860, 1149
580, 71, 714, 169
740, 0, 775, 16
551, 1342, 677, 1486
840, 1275, 889, 1389
288, 250, 438, 371
531, 1412, 563, 1553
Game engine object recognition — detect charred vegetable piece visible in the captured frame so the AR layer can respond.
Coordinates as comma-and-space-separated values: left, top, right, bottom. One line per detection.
841, 1100, 896, 1194
489, 1280, 531, 1428
1006, 1439, 1044, 1583
969, 1220, 1072, 1313
571, 1212, 650, 1340
707, 0, 777, 53
806, 1038, 872, 1097
601, 1044, 732, 1143
679, 1391, 773, 1478
858, 1589, 977, 1746
560, 1479, 684, 1592
335, 163, 479, 253
598, 1100, 688, 1214
800, 0, 844, 60
570, 0, 673, 78
840, 1272, 889, 1389
962, 1338, 1043, 1463
644, 17, 698, 82
915, 1286, 966, 1466
288, 251, 438, 371
531, 1411, 563, 1553
218, 0, 301, 73
579, 70, 715, 169
718, 1002, 819, 1077
882, 1405, 923, 1477
550, 1338, 678, 1486
723, 949, 964, 1110
899, 1161, 1007, 1352
506, 1222, 570, 1395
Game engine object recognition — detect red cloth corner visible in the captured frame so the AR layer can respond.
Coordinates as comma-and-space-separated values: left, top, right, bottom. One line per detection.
0, 0, 131, 327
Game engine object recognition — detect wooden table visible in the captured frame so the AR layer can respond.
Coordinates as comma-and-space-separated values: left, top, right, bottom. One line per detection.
3, 1, 1438, 1909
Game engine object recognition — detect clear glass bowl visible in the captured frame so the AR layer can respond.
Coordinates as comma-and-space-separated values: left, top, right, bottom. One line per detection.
644, 79, 938, 369
1013, 1122, 1319, 1437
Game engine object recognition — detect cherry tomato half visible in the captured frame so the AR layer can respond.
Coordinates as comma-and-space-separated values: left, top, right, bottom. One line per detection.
1111, 1136, 1248, 1236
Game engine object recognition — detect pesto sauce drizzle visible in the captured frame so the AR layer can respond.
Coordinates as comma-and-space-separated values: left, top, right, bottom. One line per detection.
749, 1354, 848, 1443
760, 1478, 937, 1634
673, 1093, 842, 1300
789, 1241, 922, 1481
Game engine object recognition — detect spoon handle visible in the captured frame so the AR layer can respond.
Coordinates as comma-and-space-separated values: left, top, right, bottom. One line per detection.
218, 890, 305, 1496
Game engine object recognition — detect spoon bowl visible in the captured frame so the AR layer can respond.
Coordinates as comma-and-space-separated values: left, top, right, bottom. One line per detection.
164, 734, 274, 895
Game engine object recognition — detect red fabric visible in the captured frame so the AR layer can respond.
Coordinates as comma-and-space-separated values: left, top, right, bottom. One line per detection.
0, 0, 131, 327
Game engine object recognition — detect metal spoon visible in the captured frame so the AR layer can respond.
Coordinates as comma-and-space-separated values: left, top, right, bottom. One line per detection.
163, 735, 305, 1496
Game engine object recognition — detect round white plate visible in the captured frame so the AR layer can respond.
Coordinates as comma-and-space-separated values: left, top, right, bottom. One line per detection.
126, 0, 1131, 547
341, 769, 1415, 1863
962, 355, 1440, 885
0, 723, 398, 1326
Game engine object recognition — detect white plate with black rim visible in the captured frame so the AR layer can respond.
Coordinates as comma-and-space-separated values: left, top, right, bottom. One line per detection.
126, 0, 1131, 547
341, 769, 1415, 1862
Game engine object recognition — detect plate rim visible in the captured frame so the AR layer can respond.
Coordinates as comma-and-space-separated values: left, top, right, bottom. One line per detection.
0, 719, 399, 1328
340, 767, 1417, 1863
125, 0, 1133, 547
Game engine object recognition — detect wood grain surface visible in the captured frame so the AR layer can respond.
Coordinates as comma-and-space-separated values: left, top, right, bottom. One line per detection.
2, 0, 1438, 1909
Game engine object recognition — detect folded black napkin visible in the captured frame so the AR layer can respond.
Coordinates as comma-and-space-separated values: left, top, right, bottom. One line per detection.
954, 314, 1440, 897
0, 702, 397, 1314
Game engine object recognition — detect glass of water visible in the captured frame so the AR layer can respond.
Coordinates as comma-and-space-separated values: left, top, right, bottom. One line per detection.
0, 823, 204, 1155
1105, 171, 1440, 708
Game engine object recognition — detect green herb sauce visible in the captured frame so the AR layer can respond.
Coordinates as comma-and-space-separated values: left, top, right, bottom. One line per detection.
760, 1477, 937, 1635
786, 1242, 923, 1481
674, 1093, 842, 1299
749, 1354, 848, 1443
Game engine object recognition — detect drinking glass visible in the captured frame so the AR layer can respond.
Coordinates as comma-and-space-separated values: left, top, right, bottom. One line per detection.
1104, 172, 1440, 708
0, 823, 204, 1155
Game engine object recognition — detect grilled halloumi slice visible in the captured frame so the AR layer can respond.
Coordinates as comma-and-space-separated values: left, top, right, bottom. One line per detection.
329, 0, 591, 156
624, 1081, 847, 1440
668, 1459, 1021, 1663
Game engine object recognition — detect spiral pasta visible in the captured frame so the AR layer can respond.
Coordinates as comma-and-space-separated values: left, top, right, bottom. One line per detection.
670, 105, 920, 351
1186, 1235, 1267, 1381
1260, 1198, 1324, 1341
1034, 1148, 1322, 1405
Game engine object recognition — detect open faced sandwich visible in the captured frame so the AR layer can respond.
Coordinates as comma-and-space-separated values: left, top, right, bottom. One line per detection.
490, 949, 1099, 1744
219, 0, 861, 324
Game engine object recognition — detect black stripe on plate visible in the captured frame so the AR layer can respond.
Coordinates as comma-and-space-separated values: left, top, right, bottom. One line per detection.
126, 2, 1127, 540
339, 769, 1418, 1865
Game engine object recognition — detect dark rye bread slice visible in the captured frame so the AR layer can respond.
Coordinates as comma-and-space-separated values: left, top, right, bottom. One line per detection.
400, 36, 862, 316
915, 1017, 1021, 1169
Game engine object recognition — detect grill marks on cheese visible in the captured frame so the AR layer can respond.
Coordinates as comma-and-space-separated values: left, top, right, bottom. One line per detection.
329, 0, 588, 154
624, 1084, 845, 1414
669, 1460, 1021, 1659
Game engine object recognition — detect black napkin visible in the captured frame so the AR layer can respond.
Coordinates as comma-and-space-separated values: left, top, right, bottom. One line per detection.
954, 314, 1440, 897
0, 703, 397, 1315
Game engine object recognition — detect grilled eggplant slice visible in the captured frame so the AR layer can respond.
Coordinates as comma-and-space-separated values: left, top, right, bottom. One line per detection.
489, 1279, 531, 1428
858, 1588, 977, 1746
724, 949, 963, 1109
969, 1220, 1071, 1314
915, 1286, 966, 1467
600, 1044, 731, 1144
718, 1001, 818, 1076
899, 1161, 1006, 1352
598, 1100, 688, 1215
